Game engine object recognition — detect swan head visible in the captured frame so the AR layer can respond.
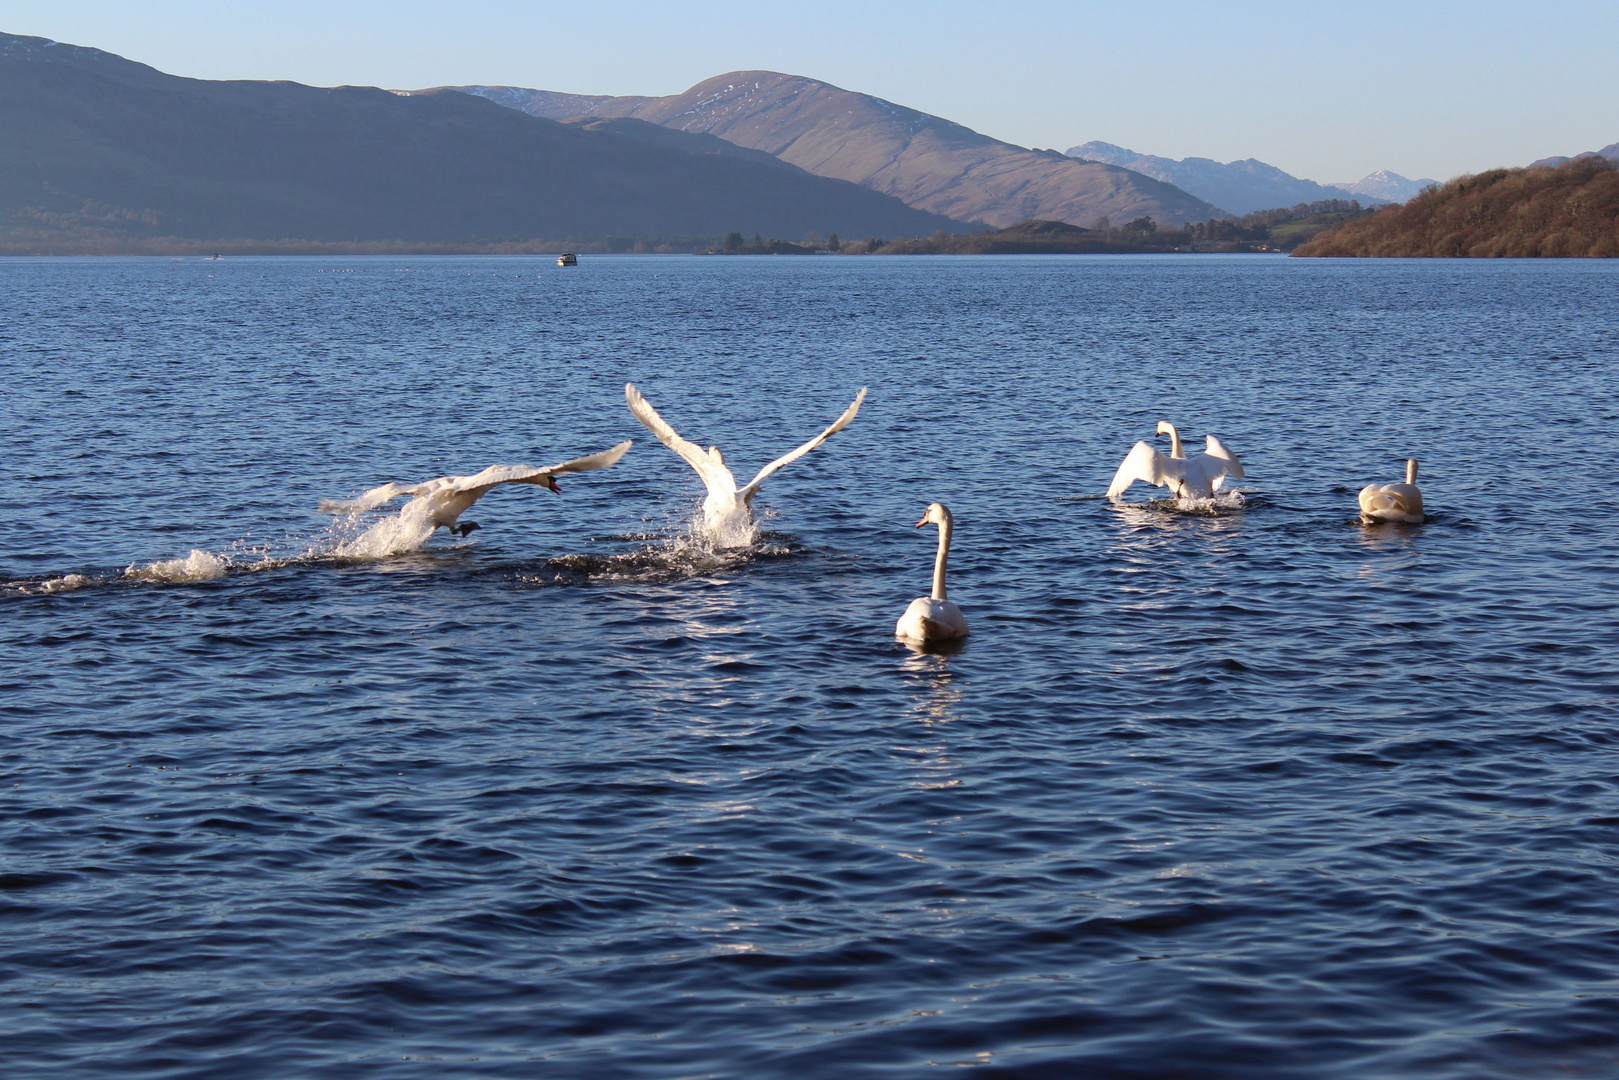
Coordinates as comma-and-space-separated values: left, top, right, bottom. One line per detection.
916, 502, 952, 528
1155, 420, 1185, 458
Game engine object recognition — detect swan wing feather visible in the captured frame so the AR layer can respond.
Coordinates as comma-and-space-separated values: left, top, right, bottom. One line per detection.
317, 442, 630, 514
625, 383, 734, 491
1203, 434, 1244, 479
455, 441, 634, 492
738, 387, 867, 497
1107, 440, 1182, 497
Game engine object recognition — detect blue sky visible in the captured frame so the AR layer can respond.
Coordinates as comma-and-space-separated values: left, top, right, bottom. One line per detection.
5, 0, 1615, 183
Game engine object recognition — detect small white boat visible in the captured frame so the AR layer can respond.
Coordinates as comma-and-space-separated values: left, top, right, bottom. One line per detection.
557, 253, 577, 267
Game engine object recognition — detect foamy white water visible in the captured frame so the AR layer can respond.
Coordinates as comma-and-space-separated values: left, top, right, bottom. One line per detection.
124, 548, 229, 582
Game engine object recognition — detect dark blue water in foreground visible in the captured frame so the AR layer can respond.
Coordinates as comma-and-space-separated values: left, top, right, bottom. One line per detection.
3, 254, 1618, 1078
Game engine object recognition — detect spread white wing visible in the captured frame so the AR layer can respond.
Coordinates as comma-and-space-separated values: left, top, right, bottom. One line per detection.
738, 387, 867, 498
1201, 435, 1244, 491
1106, 440, 1186, 498
453, 441, 634, 494
625, 383, 737, 494
318, 441, 631, 514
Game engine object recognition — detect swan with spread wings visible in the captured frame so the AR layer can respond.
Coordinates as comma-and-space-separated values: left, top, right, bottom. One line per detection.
1107, 420, 1244, 501
625, 383, 866, 547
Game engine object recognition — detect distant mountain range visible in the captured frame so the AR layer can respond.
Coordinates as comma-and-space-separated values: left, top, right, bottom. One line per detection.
0, 33, 960, 250
1065, 141, 1438, 213
7, 29, 1597, 254
447, 74, 1224, 228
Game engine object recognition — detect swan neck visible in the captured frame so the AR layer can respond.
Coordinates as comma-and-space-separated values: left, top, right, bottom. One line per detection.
1406, 459, 1418, 485
931, 516, 952, 601
1164, 424, 1184, 458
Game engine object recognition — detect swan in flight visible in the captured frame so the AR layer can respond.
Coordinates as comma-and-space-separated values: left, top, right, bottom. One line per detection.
319, 441, 631, 553
1359, 459, 1424, 524
896, 503, 969, 645
1107, 420, 1244, 500
625, 382, 866, 547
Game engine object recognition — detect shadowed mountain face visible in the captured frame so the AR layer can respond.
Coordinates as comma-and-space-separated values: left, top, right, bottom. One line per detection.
454, 74, 1224, 228
0, 34, 964, 248
1067, 140, 1390, 215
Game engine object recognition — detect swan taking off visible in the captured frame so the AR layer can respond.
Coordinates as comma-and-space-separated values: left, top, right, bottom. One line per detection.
319, 441, 631, 555
1107, 420, 1244, 501
625, 382, 866, 547
1359, 459, 1424, 524
896, 503, 969, 645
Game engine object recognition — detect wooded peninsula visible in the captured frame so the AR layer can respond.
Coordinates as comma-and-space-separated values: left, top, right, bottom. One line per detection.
1295, 157, 1618, 257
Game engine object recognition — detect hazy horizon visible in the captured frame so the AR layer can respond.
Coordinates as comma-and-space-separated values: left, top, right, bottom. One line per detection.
5, 0, 1616, 185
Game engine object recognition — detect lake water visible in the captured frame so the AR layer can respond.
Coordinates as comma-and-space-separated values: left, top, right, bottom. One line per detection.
3, 254, 1618, 1078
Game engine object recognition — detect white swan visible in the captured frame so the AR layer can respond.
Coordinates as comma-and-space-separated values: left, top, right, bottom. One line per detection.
896, 503, 969, 644
1359, 458, 1424, 524
625, 382, 866, 547
319, 441, 631, 554
1107, 420, 1244, 500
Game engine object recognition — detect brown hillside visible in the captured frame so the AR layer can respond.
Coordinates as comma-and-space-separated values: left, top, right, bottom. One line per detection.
1294, 157, 1619, 257
450, 73, 1226, 228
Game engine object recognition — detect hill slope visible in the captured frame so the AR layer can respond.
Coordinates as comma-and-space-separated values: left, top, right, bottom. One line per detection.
1293, 157, 1619, 257
453, 74, 1225, 228
1066, 141, 1384, 215
0, 33, 963, 251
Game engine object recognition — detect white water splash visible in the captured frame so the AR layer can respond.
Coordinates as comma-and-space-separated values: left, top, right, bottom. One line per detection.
28, 573, 91, 595
125, 549, 230, 583
326, 500, 441, 559
1175, 489, 1248, 514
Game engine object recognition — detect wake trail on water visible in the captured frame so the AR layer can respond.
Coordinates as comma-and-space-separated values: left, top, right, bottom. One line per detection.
4, 503, 791, 596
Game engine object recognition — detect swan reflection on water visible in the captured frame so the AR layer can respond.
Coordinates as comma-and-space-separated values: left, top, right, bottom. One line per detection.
899, 651, 964, 791
1105, 492, 1251, 571
901, 650, 965, 726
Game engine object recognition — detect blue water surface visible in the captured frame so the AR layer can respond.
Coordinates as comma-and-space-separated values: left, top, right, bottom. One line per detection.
3, 254, 1618, 1078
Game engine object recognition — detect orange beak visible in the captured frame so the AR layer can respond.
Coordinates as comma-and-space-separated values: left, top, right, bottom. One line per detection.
546, 476, 561, 493
915, 515, 928, 527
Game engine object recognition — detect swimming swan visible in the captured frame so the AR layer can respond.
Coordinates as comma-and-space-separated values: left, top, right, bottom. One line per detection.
1107, 421, 1244, 500
1359, 459, 1424, 524
896, 503, 969, 644
318, 441, 632, 540
625, 382, 866, 547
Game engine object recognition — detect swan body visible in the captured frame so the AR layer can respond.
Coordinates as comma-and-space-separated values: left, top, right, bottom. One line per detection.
896, 503, 968, 644
319, 441, 631, 552
625, 382, 866, 547
1107, 420, 1244, 500
1359, 459, 1424, 523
